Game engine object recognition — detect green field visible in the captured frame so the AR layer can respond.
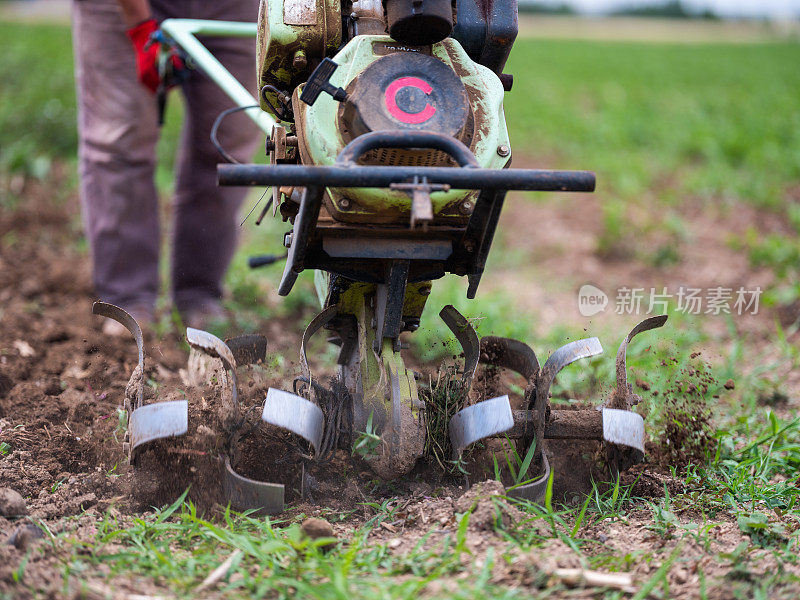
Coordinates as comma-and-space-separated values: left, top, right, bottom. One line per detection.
1, 19, 799, 599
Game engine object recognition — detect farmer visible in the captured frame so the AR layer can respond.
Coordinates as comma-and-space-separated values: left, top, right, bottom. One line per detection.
72, 0, 260, 334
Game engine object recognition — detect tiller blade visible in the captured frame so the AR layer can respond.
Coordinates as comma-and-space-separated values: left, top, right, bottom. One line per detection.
93, 302, 188, 461
448, 315, 668, 503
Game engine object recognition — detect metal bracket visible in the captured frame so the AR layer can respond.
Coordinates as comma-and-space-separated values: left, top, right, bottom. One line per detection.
390, 176, 450, 228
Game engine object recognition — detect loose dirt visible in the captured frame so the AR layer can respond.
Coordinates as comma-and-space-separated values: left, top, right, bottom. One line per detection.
1, 173, 797, 598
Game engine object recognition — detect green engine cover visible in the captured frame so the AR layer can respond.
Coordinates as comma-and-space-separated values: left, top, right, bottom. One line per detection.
293, 36, 512, 224
257, 0, 341, 115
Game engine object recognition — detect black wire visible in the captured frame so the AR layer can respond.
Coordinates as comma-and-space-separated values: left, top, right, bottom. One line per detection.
210, 104, 259, 164
260, 85, 293, 122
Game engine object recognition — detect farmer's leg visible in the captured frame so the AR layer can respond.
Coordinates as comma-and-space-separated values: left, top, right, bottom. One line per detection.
73, 0, 160, 316
170, 0, 261, 315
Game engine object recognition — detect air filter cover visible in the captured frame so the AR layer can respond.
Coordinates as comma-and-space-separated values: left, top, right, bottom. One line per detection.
385, 0, 453, 46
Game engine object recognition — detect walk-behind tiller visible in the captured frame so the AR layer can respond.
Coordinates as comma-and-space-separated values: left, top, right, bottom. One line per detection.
95, 0, 667, 513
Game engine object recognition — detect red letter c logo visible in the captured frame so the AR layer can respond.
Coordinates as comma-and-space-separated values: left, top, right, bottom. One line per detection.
384, 76, 436, 125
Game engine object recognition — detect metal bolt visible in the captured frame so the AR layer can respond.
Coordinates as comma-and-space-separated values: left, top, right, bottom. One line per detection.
292, 51, 307, 71
497, 144, 511, 157
284, 232, 293, 248
459, 200, 473, 215
463, 239, 476, 253
339, 198, 351, 210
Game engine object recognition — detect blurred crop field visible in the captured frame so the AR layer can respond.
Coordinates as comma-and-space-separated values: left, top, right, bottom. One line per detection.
1, 12, 800, 599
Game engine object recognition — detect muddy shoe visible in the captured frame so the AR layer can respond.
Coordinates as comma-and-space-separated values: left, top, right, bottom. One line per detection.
100, 304, 154, 337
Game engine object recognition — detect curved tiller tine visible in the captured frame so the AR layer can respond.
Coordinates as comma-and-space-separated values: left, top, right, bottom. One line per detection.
449, 395, 514, 462
186, 327, 240, 412
225, 334, 268, 366
300, 306, 339, 388
92, 302, 189, 459
533, 337, 604, 414
478, 336, 540, 382
262, 387, 324, 457
612, 315, 668, 409
222, 455, 284, 515
507, 338, 603, 504
92, 302, 145, 409
440, 305, 480, 388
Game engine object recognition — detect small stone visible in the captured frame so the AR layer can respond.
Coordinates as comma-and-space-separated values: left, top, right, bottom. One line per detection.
300, 518, 335, 551
7, 524, 44, 550
388, 538, 401, 549
724, 379, 735, 390
0, 488, 27, 518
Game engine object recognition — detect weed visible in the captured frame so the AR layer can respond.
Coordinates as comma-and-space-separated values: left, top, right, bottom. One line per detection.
420, 368, 470, 474
352, 412, 381, 460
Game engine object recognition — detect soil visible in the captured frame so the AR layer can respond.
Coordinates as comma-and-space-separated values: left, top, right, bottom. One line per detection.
1, 172, 798, 598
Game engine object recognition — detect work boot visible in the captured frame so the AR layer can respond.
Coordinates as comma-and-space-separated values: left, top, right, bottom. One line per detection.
100, 304, 154, 337
179, 300, 229, 332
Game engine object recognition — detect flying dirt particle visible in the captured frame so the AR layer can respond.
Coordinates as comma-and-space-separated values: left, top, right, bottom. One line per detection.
300, 518, 336, 550
724, 379, 735, 390
0, 487, 27, 517
7, 523, 44, 551
635, 379, 650, 391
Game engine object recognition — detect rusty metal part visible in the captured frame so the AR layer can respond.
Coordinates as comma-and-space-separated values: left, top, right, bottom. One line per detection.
610, 315, 668, 410
223, 456, 284, 515
225, 334, 268, 366
440, 305, 480, 387
449, 395, 514, 461
508, 409, 601, 440
92, 302, 145, 409
262, 387, 324, 456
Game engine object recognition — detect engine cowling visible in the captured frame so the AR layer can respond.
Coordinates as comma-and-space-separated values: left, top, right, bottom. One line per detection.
293, 36, 511, 224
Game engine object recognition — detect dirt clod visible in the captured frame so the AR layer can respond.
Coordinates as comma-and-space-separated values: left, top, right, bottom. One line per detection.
724, 378, 735, 390
455, 480, 522, 532
0, 488, 26, 518
7, 523, 44, 551
301, 517, 334, 540
301, 518, 336, 551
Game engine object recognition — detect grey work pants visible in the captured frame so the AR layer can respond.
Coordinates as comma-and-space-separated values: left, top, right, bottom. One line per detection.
72, 0, 261, 312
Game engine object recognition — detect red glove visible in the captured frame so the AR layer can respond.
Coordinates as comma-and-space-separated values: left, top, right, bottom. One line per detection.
126, 18, 161, 93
